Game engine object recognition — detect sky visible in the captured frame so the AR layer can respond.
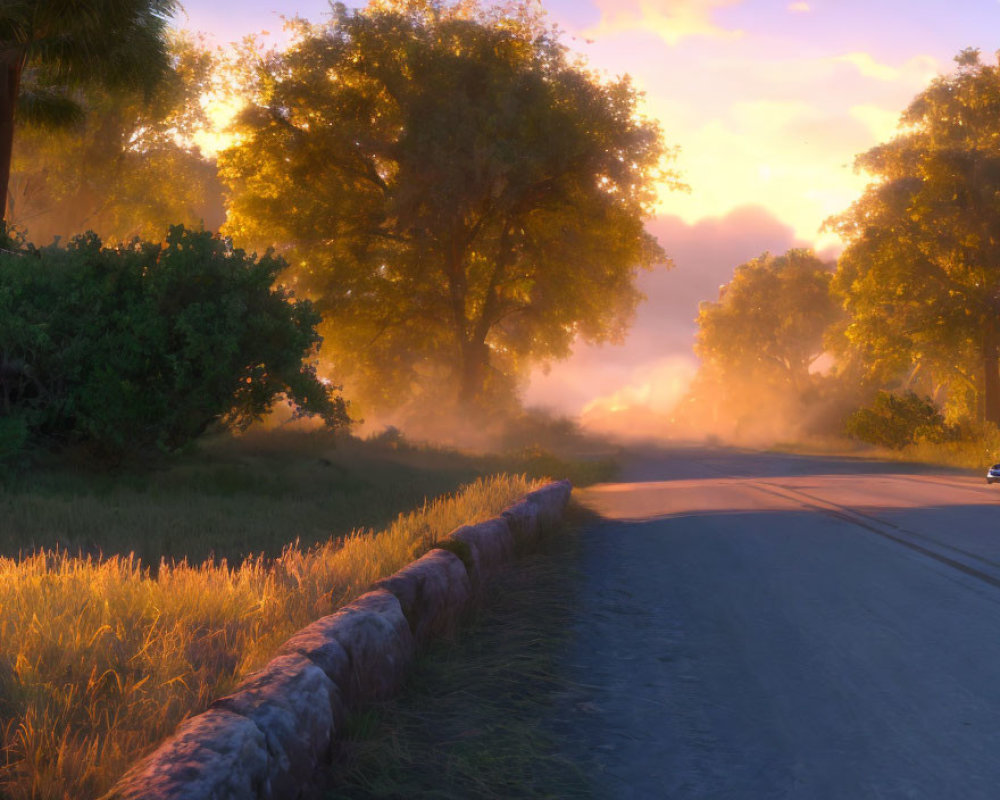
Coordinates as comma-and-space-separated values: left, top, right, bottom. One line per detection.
175, 0, 1000, 425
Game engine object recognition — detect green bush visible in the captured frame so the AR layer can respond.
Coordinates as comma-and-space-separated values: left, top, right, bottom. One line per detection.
845, 390, 949, 450
0, 225, 349, 460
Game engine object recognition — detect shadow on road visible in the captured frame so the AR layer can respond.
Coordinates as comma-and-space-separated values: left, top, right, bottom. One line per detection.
554, 489, 1000, 799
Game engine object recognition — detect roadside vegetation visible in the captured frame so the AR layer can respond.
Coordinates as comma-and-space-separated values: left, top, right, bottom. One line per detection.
1, 3, 633, 796
0, 421, 614, 799
0, 427, 615, 565
0, 226, 348, 466
771, 432, 1000, 473
0, 466, 541, 799
327, 513, 594, 799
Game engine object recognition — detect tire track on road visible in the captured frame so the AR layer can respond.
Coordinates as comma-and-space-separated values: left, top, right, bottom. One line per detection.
749, 480, 1000, 592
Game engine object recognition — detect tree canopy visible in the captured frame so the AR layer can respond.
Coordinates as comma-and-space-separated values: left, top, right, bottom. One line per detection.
7, 34, 223, 243
830, 48, 1000, 424
220, 0, 678, 417
682, 249, 842, 441
695, 249, 839, 393
0, 0, 177, 220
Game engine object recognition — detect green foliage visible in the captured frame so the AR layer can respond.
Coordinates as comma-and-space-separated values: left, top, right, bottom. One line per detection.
8, 34, 224, 244
220, 0, 679, 416
0, 0, 178, 218
682, 249, 846, 441
845, 391, 949, 450
0, 226, 348, 460
696, 249, 839, 391
0, 0, 176, 93
830, 49, 1000, 424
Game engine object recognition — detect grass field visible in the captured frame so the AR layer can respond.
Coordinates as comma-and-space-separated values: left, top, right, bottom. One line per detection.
0, 429, 617, 565
0, 430, 615, 799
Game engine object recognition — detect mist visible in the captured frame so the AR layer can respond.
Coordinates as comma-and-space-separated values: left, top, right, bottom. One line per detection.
523, 205, 843, 448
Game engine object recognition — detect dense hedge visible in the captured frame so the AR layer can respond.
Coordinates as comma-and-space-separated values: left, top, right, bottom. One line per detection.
0, 225, 349, 460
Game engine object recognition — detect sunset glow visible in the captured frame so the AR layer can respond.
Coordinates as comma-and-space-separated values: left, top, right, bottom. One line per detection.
176, 0, 1000, 420
12, 3, 1000, 795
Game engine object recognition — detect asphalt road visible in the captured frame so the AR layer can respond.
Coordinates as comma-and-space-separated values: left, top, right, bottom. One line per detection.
553, 447, 1000, 799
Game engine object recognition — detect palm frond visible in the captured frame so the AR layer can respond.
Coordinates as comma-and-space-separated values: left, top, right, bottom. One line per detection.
16, 86, 84, 128
4, 0, 179, 91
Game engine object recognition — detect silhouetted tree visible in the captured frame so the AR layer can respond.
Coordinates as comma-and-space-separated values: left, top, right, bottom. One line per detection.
0, 0, 176, 220
8, 34, 223, 243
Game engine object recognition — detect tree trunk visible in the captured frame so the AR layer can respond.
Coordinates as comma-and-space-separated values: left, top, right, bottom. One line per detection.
457, 223, 514, 410
984, 331, 1000, 425
458, 337, 489, 409
0, 55, 24, 224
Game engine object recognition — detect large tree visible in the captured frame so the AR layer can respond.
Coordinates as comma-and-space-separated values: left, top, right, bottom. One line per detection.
831, 49, 1000, 424
0, 0, 176, 221
220, 0, 677, 415
680, 249, 842, 441
695, 249, 839, 393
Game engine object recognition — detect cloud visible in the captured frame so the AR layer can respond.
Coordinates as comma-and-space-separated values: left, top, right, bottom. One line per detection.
833, 52, 938, 84
787, 1, 810, 11
835, 52, 900, 81
849, 104, 903, 142
653, 103, 875, 250
641, 50, 941, 247
587, 0, 744, 45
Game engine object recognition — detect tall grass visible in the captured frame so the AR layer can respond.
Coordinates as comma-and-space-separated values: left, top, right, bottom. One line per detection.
771, 435, 995, 472
893, 431, 1000, 471
0, 474, 536, 800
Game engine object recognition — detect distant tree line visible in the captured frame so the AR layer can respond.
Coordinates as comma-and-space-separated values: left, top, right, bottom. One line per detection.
689, 48, 1000, 451
0, 0, 677, 460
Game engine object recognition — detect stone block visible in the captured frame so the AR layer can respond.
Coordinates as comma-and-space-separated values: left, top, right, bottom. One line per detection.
502, 498, 541, 549
372, 548, 472, 645
276, 617, 351, 690
322, 589, 414, 707
101, 708, 267, 800
525, 480, 572, 530
447, 518, 514, 583
211, 653, 342, 800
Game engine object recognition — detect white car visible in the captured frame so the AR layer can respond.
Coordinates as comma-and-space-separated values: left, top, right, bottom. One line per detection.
988, 464, 1000, 484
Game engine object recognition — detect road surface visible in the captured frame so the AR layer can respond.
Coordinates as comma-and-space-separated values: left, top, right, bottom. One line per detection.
553, 447, 1000, 799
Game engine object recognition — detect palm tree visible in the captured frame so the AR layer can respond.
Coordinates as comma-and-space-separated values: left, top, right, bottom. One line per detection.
0, 0, 177, 221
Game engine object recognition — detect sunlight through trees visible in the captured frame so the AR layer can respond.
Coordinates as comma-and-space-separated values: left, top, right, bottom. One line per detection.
220, 0, 680, 420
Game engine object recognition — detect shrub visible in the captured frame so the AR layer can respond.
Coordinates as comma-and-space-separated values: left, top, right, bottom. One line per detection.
845, 390, 948, 449
0, 225, 349, 459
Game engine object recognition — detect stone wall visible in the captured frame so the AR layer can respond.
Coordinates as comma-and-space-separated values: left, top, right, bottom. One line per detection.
102, 479, 573, 800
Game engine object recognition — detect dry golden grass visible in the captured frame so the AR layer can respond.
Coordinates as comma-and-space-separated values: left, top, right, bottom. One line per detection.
0, 474, 536, 800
